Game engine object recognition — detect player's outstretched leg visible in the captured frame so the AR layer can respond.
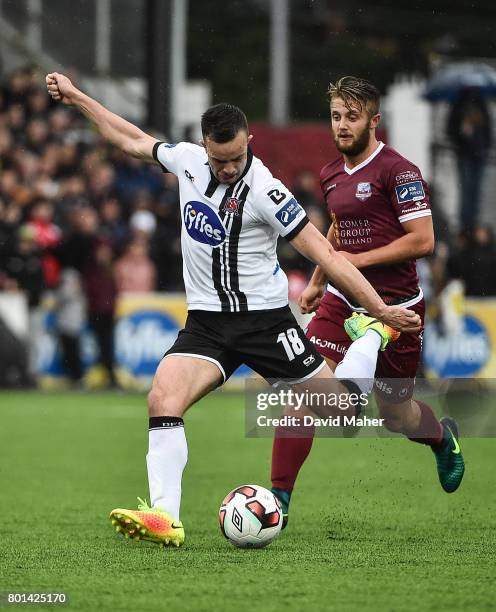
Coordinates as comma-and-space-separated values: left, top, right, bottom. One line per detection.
110, 497, 185, 547
432, 417, 465, 493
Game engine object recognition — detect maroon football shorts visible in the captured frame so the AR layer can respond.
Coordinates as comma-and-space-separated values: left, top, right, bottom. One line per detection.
305, 292, 425, 404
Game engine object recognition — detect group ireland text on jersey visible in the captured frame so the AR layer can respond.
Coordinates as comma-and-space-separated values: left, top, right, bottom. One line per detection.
153, 142, 309, 313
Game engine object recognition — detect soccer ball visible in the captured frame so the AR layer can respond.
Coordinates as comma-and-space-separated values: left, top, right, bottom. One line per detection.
219, 484, 283, 548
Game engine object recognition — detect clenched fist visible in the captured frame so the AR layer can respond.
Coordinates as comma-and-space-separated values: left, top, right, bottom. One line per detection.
299, 283, 325, 314
46, 72, 78, 105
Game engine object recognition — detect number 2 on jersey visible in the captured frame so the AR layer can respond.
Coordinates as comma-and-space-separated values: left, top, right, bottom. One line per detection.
267, 189, 286, 205
277, 328, 305, 361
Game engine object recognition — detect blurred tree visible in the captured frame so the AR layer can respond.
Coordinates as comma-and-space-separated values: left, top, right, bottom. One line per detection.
188, 0, 268, 119
188, 0, 496, 120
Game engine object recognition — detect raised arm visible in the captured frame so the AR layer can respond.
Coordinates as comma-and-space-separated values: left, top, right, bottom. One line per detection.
46, 72, 157, 162
290, 222, 421, 332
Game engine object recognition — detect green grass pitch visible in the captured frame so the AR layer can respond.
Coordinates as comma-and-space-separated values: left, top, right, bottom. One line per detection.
1, 391, 495, 611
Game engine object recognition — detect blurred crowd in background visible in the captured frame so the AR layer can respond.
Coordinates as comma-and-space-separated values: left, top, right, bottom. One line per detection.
0, 67, 183, 383
1, 66, 496, 382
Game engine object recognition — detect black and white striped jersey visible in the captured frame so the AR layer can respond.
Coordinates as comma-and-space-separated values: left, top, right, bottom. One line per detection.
153, 142, 309, 312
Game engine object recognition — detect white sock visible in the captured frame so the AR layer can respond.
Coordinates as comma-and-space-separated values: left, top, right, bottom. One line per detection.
146, 417, 188, 520
335, 330, 381, 395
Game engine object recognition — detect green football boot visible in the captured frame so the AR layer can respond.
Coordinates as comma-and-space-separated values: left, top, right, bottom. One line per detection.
432, 417, 465, 493
110, 497, 185, 547
344, 312, 400, 351
271, 488, 291, 530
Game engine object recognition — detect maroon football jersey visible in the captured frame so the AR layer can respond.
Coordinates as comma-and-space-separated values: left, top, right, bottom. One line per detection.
320, 142, 431, 306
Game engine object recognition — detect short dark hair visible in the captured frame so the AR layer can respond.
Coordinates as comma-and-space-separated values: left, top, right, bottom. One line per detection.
328, 76, 380, 117
201, 103, 249, 143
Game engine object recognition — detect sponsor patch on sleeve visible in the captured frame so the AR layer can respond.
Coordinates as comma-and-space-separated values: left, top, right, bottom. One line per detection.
395, 170, 420, 183
395, 181, 425, 204
275, 198, 303, 227
401, 201, 429, 214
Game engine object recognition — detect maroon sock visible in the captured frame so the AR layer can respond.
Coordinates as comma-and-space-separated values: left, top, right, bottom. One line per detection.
271, 424, 316, 492
408, 400, 443, 447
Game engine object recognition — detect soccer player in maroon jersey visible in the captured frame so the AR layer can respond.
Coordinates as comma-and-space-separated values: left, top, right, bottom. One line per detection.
271, 77, 465, 527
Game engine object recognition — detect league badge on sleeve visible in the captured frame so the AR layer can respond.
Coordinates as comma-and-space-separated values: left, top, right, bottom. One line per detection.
275, 198, 303, 227
395, 181, 425, 204
355, 182, 372, 201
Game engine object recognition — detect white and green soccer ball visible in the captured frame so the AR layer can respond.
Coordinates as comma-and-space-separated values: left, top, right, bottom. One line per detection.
219, 484, 283, 548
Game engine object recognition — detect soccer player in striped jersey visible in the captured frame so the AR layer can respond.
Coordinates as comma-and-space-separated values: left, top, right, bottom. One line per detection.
47, 72, 420, 546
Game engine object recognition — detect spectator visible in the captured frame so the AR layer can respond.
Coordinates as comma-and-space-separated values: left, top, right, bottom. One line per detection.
57, 204, 97, 273
99, 195, 129, 252
447, 86, 492, 231
26, 198, 62, 288
111, 149, 164, 208
0, 197, 18, 264
130, 208, 156, 238
0, 168, 24, 206
48, 108, 74, 142
87, 161, 115, 202
292, 169, 321, 211
55, 142, 80, 178
150, 179, 183, 291
2, 66, 36, 107
25, 117, 49, 154
82, 238, 117, 387
54, 174, 88, 230
26, 88, 51, 119
4, 225, 44, 308
446, 226, 496, 296
466, 226, 495, 296
55, 268, 85, 385
114, 236, 157, 293
0, 123, 13, 158
6, 104, 26, 143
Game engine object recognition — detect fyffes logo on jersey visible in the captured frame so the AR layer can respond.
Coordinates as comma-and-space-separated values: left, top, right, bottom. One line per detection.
184, 201, 226, 246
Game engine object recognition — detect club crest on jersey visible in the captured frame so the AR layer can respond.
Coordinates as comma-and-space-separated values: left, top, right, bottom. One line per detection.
221, 197, 240, 215
355, 182, 372, 201
183, 201, 226, 247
